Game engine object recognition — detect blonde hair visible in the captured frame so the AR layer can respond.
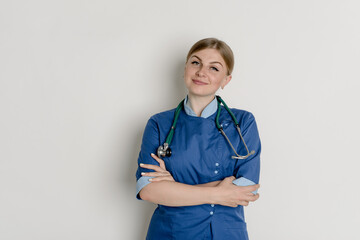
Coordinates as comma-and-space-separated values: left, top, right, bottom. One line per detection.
186, 38, 234, 75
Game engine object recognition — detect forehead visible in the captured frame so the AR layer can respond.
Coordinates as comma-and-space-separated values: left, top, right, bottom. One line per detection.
189, 48, 225, 64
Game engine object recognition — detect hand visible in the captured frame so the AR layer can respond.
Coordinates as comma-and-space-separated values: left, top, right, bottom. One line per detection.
140, 153, 175, 182
213, 176, 260, 208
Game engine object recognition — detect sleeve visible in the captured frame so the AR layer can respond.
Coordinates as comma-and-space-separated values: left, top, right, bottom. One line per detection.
135, 117, 161, 200
232, 113, 261, 194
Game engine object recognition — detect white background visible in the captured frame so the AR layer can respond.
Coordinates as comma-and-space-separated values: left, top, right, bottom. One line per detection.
1, 0, 359, 239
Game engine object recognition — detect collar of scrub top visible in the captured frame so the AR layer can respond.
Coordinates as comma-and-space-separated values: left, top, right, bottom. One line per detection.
158, 95, 255, 159
183, 95, 218, 118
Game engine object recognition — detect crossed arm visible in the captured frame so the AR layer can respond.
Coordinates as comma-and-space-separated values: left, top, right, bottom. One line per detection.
138, 153, 260, 207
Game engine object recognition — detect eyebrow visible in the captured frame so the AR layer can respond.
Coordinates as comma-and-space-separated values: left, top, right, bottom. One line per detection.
192, 55, 223, 67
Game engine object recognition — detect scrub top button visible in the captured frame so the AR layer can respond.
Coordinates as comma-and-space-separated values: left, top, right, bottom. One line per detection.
211, 204, 215, 207
214, 170, 218, 174
215, 163, 219, 166
210, 211, 214, 215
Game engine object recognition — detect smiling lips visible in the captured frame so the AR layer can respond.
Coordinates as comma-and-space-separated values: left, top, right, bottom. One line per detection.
192, 79, 208, 85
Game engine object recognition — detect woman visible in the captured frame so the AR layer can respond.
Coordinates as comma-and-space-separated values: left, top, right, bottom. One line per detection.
135, 38, 261, 240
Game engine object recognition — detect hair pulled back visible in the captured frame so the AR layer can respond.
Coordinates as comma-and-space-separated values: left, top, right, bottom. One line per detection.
186, 38, 234, 75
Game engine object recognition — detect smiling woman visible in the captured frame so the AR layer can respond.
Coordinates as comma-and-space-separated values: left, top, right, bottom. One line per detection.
184, 48, 232, 113
135, 38, 261, 240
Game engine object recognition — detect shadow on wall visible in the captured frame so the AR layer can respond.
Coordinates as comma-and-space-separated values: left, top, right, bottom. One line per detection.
129, 59, 187, 239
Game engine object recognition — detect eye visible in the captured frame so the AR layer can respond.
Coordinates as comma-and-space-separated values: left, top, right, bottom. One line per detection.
191, 61, 200, 65
210, 67, 219, 72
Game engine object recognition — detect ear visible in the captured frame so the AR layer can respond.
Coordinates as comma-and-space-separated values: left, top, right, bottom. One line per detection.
221, 75, 232, 89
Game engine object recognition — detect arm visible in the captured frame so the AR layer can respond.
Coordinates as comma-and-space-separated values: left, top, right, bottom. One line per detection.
140, 154, 221, 187
140, 153, 259, 207
140, 181, 215, 206
139, 176, 259, 207
232, 112, 261, 194
197, 181, 221, 187
135, 117, 259, 207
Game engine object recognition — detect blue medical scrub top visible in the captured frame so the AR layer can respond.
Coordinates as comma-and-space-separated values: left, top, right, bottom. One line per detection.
135, 98, 261, 240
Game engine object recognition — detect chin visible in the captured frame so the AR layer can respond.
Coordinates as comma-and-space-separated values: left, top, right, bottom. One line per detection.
188, 91, 216, 98
186, 83, 218, 97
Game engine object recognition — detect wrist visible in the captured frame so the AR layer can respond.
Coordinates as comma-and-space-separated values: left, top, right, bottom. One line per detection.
207, 186, 219, 205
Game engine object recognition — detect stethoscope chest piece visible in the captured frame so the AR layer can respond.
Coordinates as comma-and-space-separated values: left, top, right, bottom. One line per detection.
157, 143, 172, 158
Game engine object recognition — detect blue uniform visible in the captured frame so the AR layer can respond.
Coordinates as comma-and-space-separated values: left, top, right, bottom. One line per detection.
136, 97, 261, 240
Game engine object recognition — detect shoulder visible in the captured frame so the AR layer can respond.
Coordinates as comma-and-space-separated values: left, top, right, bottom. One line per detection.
142, 108, 177, 137
149, 108, 176, 122
228, 107, 255, 120
226, 107, 258, 129
145, 108, 177, 129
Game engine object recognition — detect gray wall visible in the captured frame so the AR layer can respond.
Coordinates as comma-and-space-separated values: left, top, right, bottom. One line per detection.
1, 0, 359, 239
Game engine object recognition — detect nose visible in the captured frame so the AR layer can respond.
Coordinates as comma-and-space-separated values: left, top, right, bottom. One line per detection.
196, 65, 206, 77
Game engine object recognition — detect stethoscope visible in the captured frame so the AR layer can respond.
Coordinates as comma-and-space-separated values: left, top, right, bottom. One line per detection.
157, 95, 255, 160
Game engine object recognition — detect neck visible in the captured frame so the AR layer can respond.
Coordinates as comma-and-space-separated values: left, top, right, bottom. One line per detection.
188, 94, 216, 117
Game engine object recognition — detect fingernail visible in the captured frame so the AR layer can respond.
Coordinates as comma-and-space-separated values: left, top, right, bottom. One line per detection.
151, 153, 155, 156
140, 163, 144, 166
141, 172, 145, 175
149, 178, 153, 182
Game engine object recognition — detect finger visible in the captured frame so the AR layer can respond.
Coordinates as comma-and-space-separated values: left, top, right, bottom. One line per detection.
149, 176, 174, 182
238, 201, 249, 206
224, 176, 236, 183
151, 153, 167, 170
140, 163, 164, 172
245, 193, 260, 202
246, 192, 256, 196
242, 184, 260, 192
142, 171, 170, 177
224, 203, 238, 208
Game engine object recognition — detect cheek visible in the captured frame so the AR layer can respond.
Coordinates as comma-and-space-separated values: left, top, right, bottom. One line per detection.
212, 77, 226, 87
184, 66, 193, 75
183, 70, 191, 86
184, 68, 195, 81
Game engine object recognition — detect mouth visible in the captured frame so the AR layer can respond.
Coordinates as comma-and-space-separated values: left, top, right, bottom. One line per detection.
192, 79, 208, 85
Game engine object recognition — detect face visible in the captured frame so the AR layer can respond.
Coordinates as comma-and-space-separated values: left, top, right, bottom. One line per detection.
184, 48, 232, 99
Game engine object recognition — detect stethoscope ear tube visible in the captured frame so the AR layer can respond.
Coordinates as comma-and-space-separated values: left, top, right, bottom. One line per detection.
233, 125, 255, 159
216, 95, 255, 159
219, 127, 255, 160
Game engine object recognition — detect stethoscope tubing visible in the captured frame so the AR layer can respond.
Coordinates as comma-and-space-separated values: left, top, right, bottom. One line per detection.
157, 96, 255, 159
